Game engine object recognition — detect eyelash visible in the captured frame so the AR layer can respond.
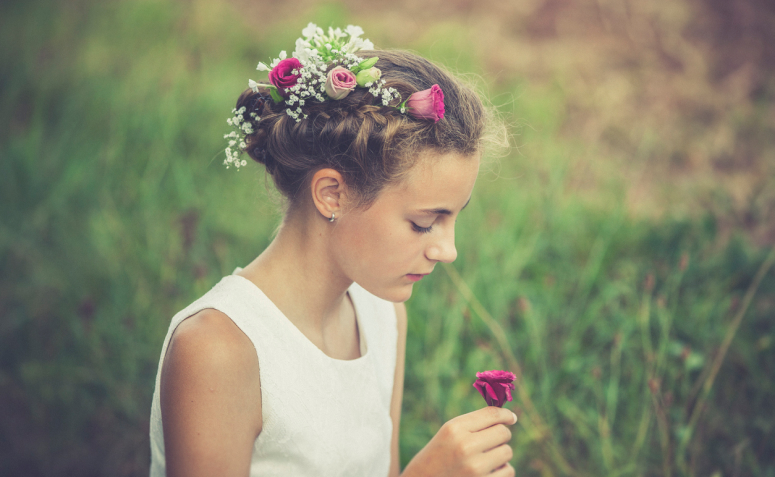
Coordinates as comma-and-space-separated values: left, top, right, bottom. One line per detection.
411, 222, 433, 234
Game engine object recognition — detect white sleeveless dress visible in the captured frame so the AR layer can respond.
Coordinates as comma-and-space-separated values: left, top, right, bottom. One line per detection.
149, 273, 398, 477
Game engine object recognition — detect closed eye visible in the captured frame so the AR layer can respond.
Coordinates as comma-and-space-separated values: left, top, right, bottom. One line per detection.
411, 222, 433, 234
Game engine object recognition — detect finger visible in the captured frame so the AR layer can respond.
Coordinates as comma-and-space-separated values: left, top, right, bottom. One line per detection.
457, 406, 517, 432
483, 443, 514, 473
469, 423, 512, 453
468, 443, 513, 475
490, 463, 515, 477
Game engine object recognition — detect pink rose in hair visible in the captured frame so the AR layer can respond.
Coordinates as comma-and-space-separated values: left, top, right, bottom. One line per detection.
406, 84, 445, 122
325, 66, 357, 100
473, 370, 516, 408
269, 58, 302, 97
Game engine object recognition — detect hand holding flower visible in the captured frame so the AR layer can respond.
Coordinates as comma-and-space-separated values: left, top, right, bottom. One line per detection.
402, 407, 517, 477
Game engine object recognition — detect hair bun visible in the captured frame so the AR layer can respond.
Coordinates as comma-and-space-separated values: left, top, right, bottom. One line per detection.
249, 91, 271, 117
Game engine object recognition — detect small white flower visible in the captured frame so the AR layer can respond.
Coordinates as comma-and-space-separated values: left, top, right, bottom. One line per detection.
248, 79, 259, 92
345, 25, 364, 38
302, 22, 318, 38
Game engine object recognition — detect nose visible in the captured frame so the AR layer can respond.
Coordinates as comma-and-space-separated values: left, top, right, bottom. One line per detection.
425, 226, 457, 263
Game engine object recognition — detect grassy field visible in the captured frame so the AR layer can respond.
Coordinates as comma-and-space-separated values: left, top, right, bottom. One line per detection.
1, 0, 774, 475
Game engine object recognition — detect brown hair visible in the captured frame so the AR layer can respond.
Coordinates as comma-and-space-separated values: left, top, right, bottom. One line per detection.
236, 50, 488, 208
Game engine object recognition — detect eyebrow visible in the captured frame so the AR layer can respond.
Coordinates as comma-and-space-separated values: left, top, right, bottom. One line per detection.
418, 197, 471, 215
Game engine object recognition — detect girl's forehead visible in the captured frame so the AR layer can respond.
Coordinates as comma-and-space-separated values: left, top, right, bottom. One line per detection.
383, 152, 480, 204
401, 153, 479, 188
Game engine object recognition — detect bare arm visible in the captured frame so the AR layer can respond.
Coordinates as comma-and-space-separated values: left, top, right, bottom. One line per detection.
160, 309, 263, 477
389, 302, 408, 477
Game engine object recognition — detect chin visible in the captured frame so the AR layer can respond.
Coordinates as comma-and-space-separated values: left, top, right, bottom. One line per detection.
368, 283, 415, 303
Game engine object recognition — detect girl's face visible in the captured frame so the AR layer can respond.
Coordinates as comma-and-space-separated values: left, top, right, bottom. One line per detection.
330, 152, 480, 303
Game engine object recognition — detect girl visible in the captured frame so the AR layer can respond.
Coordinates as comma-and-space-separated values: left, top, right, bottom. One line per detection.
149, 24, 517, 477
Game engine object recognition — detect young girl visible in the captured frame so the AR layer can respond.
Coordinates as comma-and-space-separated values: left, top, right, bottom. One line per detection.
149, 24, 517, 477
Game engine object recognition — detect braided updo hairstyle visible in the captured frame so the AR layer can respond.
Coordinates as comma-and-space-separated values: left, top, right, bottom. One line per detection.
236, 50, 487, 208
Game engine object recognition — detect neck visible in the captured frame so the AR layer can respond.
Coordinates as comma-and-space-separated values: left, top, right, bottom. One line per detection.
239, 206, 353, 333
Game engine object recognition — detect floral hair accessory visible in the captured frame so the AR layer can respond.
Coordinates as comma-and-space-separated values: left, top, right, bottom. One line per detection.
223, 106, 253, 169
224, 23, 446, 169
250, 23, 401, 122
268, 57, 302, 98
473, 370, 516, 408
325, 66, 357, 100
403, 84, 445, 123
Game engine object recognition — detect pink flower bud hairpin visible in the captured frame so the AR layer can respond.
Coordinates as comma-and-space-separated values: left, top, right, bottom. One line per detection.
473, 370, 516, 408
400, 84, 445, 123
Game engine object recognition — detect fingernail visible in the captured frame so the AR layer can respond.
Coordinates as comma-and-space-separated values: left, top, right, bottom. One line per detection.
511, 412, 518, 424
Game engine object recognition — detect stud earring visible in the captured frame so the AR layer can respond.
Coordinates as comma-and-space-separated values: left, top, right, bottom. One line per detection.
329, 213, 335, 223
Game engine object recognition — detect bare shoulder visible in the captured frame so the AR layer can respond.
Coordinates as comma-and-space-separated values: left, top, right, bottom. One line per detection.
167, 309, 256, 366
162, 308, 261, 402
161, 309, 262, 476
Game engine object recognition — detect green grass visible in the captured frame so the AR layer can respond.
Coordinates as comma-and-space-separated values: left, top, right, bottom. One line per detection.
1, 0, 774, 475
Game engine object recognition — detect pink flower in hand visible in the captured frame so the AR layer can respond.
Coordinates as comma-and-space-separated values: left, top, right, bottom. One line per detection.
325, 66, 357, 100
269, 58, 302, 97
473, 370, 516, 407
406, 84, 445, 122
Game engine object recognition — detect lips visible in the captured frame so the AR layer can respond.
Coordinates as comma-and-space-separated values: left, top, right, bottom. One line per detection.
406, 273, 429, 282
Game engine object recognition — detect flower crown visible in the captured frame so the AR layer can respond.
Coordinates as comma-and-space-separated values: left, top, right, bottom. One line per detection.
224, 23, 446, 169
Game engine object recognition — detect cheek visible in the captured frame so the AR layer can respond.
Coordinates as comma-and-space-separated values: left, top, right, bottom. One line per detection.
334, 215, 417, 270
355, 225, 402, 263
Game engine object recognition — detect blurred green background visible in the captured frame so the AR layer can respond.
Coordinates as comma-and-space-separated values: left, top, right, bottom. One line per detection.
2, 0, 774, 475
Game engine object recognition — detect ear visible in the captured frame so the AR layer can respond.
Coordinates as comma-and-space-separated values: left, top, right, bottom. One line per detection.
310, 168, 348, 220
